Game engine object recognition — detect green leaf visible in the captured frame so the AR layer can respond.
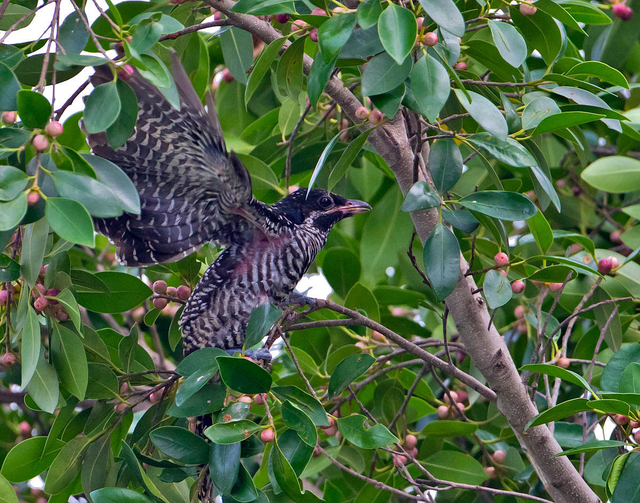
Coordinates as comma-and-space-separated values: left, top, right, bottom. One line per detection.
429, 139, 462, 193
271, 443, 323, 503
527, 211, 553, 254
176, 347, 228, 376
82, 155, 140, 214
533, 111, 605, 135
370, 83, 405, 118
204, 419, 262, 444
76, 271, 151, 313
611, 452, 640, 503
581, 156, 640, 194
276, 37, 305, 100
20, 305, 41, 390
488, 20, 527, 68
0, 473, 19, 503
44, 436, 89, 495
567, 61, 629, 89
231, 0, 295, 15
378, 5, 416, 65
17, 91, 52, 129
459, 191, 537, 221
51, 323, 88, 400
91, 488, 153, 503
81, 433, 111, 500
530, 163, 561, 212
282, 401, 317, 446
245, 38, 286, 107
423, 451, 488, 484
244, 303, 282, 349
328, 129, 372, 190
587, 399, 630, 416
130, 18, 163, 54
278, 97, 300, 138
106, 79, 138, 149
344, 282, 380, 322
602, 344, 640, 392
49, 171, 124, 218
521, 364, 594, 394
149, 426, 209, 465
0, 191, 27, 231
20, 219, 49, 288
421, 420, 478, 437
83, 81, 121, 134
26, 352, 59, 414
209, 442, 241, 496
271, 386, 330, 426
307, 50, 337, 107
328, 354, 375, 398
401, 181, 440, 212
136, 54, 173, 91
175, 365, 218, 407
0, 436, 63, 482
0, 165, 28, 201
357, 0, 382, 30
0, 63, 21, 112
418, 0, 465, 37
362, 51, 412, 97
455, 90, 508, 141
45, 197, 95, 247
483, 269, 512, 309
423, 222, 460, 301
217, 356, 273, 394
85, 363, 119, 399
318, 13, 357, 63
337, 414, 398, 449
526, 398, 591, 428
510, 5, 562, 66
521, 97, 561, 130
59, 11, 90, 54
467, 133, 537, 168
221, 27, 253, 85
557, 440, 629, 457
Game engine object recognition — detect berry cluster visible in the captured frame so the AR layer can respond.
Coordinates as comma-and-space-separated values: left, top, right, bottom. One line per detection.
151, 280, 191, 310
492, 252, 528, 294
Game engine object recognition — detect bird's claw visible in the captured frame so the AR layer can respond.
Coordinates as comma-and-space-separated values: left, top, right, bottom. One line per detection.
226, 348, 272, 367
288, 293, 318, 312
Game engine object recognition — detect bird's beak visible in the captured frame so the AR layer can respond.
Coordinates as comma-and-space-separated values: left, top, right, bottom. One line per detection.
334, 199, 372, 215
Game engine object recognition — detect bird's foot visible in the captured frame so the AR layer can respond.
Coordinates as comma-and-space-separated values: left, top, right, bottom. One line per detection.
288, 292, 318, 312
226, 348, 272, 366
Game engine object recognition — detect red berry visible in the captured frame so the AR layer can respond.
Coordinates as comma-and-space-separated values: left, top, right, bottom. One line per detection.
404, 434, 418, 449
2, 353, 16, 367
167, 286, 177, 296
511, 280, 525, 294
613, 3, 633, 21
454, 62, 467, 71
27, 192, 40, 206
423, 32, 438, 47
2, 111, 16, 124
45, 121, 63, 137
34, 296, 48, 311
598, 257, 613, 275
153, 297, 168, 310
118, 64, 134, 80
355, 106, 369, 120
494, 252, 509, 267
614, 414, 629, 425
152, 280, 167, 294
369, 109, 384, 125
557, 358, 570, 369
33, 134, 49, 151
437, 405, 449, 419
177, 285, 191, 301
393, 455, 407, 467
492, 450, 506, 463
260, 429, 275, 442
221, 69, 234, 83
519, 3, 537, 15
274, 13, 290, 23
309, 28, 318, 42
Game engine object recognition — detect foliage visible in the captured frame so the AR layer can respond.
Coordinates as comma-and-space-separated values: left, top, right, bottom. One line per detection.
2, 0, 640, 502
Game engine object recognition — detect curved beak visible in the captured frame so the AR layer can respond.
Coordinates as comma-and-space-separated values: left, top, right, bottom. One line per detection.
336, 199, 372, 215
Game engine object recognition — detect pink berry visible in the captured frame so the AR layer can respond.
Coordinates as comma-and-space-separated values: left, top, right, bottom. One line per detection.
221, 69, 234, 83
511, 280, 525, 294
260, 429, 275, 442
610, 256, 620, 269
630, 420, 640, 429
118, 64, 134, 80
423, 32, 438, 47
393, 455, 407, 467
323, 425, 338, 436
309, 28, 318, 42
46, 289, 60, 304
19, 421, 31, 436
27, 192, 40, 206
610, 230, 622, 244
548, 283, 563, 292
152, 280, 167, 294
311, 8, 325, 15
34, 296, 48, 311
409, 447, 419, 457
166, 286, 177, 296
45, 121, 63, 137
598, 257, 613, 275
371, 330, 385, 341
114, 403, 127, 413
494, 252, 509, 267
2, 111, 16, 124
320, 417, 335, 429
613, 3, 633, 21
213, 11, 222, 21
33, 134, 49, 151
498, 269, 507, 277
237, 395, 253, 403
55, 309, 69, 321
519, 3, 537, 16
492, 450, 506, 463
557, 358, 570, 369
416, 17, 424, 30
253, 393, 266, 405
456, 390, 468, 402
149, 392, 161, 404
484, 466, 496, 478
614, 414, 629, 425
177, 285, 191, 301
454, 62, 467, 71
292, 19, 307, 33
369, 109, 384, 125
443, 391, 459, 404
274, 13, 290, 23
355, 106, 369, 120
2, 353, 16, 367
153, 297, 168, 310
437, 405, 449, 419
404, 434, 418, 449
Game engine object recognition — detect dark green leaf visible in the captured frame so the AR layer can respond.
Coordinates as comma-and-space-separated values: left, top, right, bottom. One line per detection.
401, 181, 440, 212
85, 363, 119, 399
17, 90, 51, 129
602, 343, 640, 392
455, 90, 508, 141
468, 133, 537, 168
81, 433, 111, 499
318, 13, 356, 63
49, 171, 124, 218
459, 191, 537, 221
527, 211, 553, 254
611, 452, 640, 503
76, 271, 152, 313
362, 51, 412, 97
557, 440, 628, 457
521, 364, 594, 393
0, 436, 63, 482
510, 5, 562, 65
337, 414, 398, 449
150, 426, 209, 465
328, 353, 375, 398
566, 61, 628, 89
429, 139, 462, 193
82, 154, 140, 214
521, 97, 561, 130
423, 222, 460, 301
483, 269, 512, 309
423, 451, 488, 484
217, 356, 273, 394
271, 386, 330, 426
51, 322, 88, 400
209, 442, 241, 496
26, 352, 59, 413
20, 218, 48, 288
0, 165, 28, 201
0, 63, 21, 111
91, 488, 153, 503
378, 4, 416, 65
20, 304, 40, 389
59, 11, 90, 54
281, 401, 317, 446
418, 0, 465, 37
244, 302, 282, 349
204, 419, 262, 444
45, 197, 95, 247
175, 363, 218, 407
106, 79, 138, 149
421, 420, 478, 437
221, 27, 253, 85
357, 0, 382, 30
245, 38, 286, 107
526, 398, 591, 428
44, 437, 89, 495
276, 37, 305, 100
83, 82, 121, 134
307, 50, 337, 107
328, 129, 372, 190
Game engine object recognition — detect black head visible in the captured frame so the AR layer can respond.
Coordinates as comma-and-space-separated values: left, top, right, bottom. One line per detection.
272, 188, 371, 231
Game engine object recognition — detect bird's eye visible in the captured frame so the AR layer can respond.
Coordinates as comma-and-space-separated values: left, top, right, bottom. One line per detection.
319, 195, 333, 208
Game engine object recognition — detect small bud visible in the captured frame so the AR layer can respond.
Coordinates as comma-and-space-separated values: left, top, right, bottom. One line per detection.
598, 257, 613, 275
260, 429, 275, 442
557, 357, 570, 369
423, 32, 438, 47
27, 192, 40, 206
511, 280, 525, 294
1, 353, 16, 367
33, 134, 49, 151
572, 185, 583, 197
177, 285, 191, 300
519, 2, 537, 15
492, 450, 506, 463
443, 391, 459, 404
499, 269, 507, 277
355, 106, 369, 120
120, 382, 129, 395
484, 466, 496, 478
494, 252, 509, 267
369, 109, 384, 125
610, 230, 623, 244
404, 434, 418, 449
118, 64, 134, 80
437, 405, 449, 419
153, 297, 168, 310
2, 111, 16, 124
274, 13, 290, 23
45, 121, 64, 137
153, 280, 167, 294
355, 341, 367, 350
34, 296, 48, 311
614, 414, 629, 426
393, 455, 407, 467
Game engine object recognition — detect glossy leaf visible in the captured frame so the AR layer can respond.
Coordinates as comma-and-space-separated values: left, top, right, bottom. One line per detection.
0, 165, 28, 201
16, 90, 51, 129
204, 419, 262, 444
401, 181, 440, 212
217, 356, 272, 394
20, 305, 40, 390
91, 488, 153, 503
522, 97, 561, 130
526, 398, 591, 428
106, 79, 138, 149
0, 63, 21, 111
0, 473, 18, 503
45, 198, 95, 247
328, 354, 375, 398
455, 90, 508, 141
44, 436, 89, 495
271, 386, 330, 426
429, 139, 463, 193
209, 442, 241, 496
483, 269, 512, 309
423, 222, 460, 301
83, 82, 121, 134
418, 0, 465, 37
328, 129, 372, 190
423, 451, 488, 484
246, 38, 286, 107
459, 191, 537, 221
581, 156, 640, 194
521, 364, 594, 394
318, 12, 356, 63
421, 420, 478, 437
0, 436, 63, 482
488, 20, 527, 68
281, 401, 317, 446
20, 218, 49, 288
150, 427, 209, 465
307, 50, 338, 108
76, 271, 152, 313
276, 37, 305, 100
81, 155, 140, 214
410, 54, 449, 122
357, 0, 382, 30
58, 11, 90, 54
336, 414, 398, 449
244, 302, 283, 349
49, 171, 124, 218
362, 51, 412, 97
468, 133, 537, 168
378, 4, 416, 65
51, 322, 88, 400
221, 27, 253, 85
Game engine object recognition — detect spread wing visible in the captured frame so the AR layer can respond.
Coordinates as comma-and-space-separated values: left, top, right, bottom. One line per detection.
86, 53, 264, 266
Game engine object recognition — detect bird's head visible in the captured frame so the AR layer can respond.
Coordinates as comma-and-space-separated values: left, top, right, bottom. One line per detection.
272, 188, 371, 232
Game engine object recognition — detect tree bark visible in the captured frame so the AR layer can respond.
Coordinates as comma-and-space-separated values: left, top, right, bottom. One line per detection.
206, 3, 601, 501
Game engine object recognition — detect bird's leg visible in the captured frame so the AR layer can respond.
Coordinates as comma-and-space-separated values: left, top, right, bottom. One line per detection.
225, 348, 272, 365
288, 292, 318, 311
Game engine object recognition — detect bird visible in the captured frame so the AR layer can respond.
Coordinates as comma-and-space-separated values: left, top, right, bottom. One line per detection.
85, 53, 371, 360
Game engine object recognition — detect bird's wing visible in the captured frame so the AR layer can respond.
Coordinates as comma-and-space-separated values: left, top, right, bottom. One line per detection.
86, 53, 263, 266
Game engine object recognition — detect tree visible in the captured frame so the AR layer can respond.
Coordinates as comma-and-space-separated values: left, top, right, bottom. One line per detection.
2, 0, 640, 501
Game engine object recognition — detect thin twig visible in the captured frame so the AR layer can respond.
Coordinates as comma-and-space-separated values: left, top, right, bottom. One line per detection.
281, 333, 318, 400
159, 19, 231, 41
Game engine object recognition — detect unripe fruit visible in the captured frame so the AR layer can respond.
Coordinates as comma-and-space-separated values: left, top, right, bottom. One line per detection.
221, 69, 234, 83
323, 424, 338, 436
114, 403, 128, 413
311, 8, 326, 15
2, 111, 16, 124
45, 121, 64, 137
261, 429, 276, 442
457, 390, 468, 403
416, 17, 424, 30
371, 330, 385, 342
292, 19, 308, 32
409, 447, 418, 457
404, 434, 418, 449
437, 405, 449, 419
598, 257, 613, 275
613, 3, 633, 21
153, 297, 168, 310
19, 421, 31, 436
177, 285, 191, 300
635, 430, 640, 443
0, 290, 9, 306
548, 283, 563, 292
519, 3, 537, 15
393, 455, 407, 466
355, 106, 369, 120
499, 269, 507, 277
34, 296, 48, 311
167, 286, 177, 296
443, 391, 459, 404
320, 417, 336, 429
150, 392, 161, 404
274, 13, 290, 23
213, 11, 222, 21
369, 109, 384, 125
56, 309, 69, 321
511, 280, 525, 294
484, 466, 496, 478
153, 280, 167, 294
610, 230, 622, 244
118, 64, 134, 80
2, 353, 16, 367
614, 414, 629, 425
557, 357, 570, 369
494, 252, 509, 267
492, 450, 506, 463
238, 395, 253, 403
309, 28, 318, 42
454, 62, 467, 71
33, 134, 49, 151
423, 32, 438, 47
610, 256, 620, 269
27, 192, 40, 206
253, 393, 266, 405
